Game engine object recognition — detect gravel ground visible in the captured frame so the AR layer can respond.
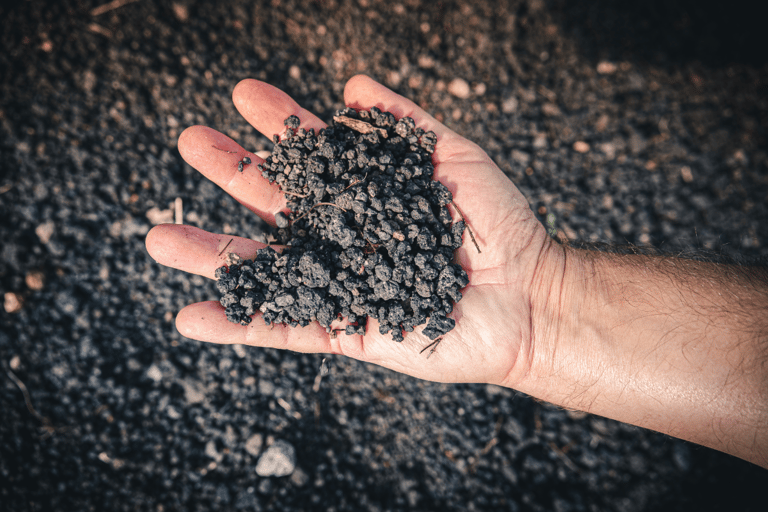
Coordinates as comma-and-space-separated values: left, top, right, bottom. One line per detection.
1, 1, 767, 511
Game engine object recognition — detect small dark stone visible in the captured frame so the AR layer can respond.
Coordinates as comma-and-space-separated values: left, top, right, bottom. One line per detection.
422, 314, 455, 340
374, 281, 399, 301
284, 115, 300, 129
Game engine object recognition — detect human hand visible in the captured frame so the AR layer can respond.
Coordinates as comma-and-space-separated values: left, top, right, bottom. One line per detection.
145, 75, 559, 386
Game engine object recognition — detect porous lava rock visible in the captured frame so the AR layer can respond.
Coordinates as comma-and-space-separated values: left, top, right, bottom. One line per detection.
216, 108, 469, 341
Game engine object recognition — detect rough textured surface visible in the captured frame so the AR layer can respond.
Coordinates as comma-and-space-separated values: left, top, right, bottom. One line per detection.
1, 1, 767, 511
218, 111, 468, 341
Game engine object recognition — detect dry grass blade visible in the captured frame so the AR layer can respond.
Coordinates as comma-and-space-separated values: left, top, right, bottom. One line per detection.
451, 201, 481, 253
6, 366, 49, 424
333, 116, 388, 138
90, 0, 140, 17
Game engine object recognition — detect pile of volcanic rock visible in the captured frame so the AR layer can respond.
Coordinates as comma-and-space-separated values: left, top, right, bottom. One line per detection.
216, 108, 469, 341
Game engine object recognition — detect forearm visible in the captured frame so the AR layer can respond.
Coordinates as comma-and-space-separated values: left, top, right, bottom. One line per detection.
516, 243, 768, 467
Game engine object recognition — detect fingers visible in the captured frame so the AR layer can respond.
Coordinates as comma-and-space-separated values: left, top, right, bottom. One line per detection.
232, 79, 327, 141
176, 301, 337, 354
145, 224, 270, 279
178, 126, 286, 224
343, 75, 472, 164
180, 80, 330, 225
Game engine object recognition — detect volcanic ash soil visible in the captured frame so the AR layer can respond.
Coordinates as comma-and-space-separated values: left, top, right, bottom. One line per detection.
217, 110, 469, 342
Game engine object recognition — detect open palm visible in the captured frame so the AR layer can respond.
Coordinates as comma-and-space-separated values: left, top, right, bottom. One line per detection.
146, 75, 553, 386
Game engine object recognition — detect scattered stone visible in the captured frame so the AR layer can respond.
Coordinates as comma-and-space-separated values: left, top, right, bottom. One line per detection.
146, 364, 163, 382
541, 103, 561, 117
275, 211, 289, 228
290, 467, 309, 487
231, 344, 247, 358
146, 206, 174, 225
485, 384, 503, 396
4, 292, 22, 314
595, 113, 610, 132
417, 55, 435, 68
35, 221, 54, 244
447, 78, 471, 99
255, 440, 296, 477
597, 61, 617, 74
511, 149, 531, 166
573, 141, 590, 153
181, 378, 206, 404
680, 166, 694, 183
245, 433, 264, 456
258, 379, 275, 396
501, 96, 518, 114
172, 2, 189, 22
205, 440, 224, 463
532, 133, 548, 150
599, 142, 616, 159
25, 271, 44, 291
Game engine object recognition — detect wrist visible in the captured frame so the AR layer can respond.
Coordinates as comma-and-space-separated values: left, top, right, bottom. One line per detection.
514, 246, 628, 410
499, 235, 573, 391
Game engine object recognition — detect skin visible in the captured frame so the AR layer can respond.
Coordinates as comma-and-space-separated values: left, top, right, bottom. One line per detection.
146, 75, 768, 468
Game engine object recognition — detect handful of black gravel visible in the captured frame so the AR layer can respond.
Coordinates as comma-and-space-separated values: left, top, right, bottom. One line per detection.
215, 107, 469, 342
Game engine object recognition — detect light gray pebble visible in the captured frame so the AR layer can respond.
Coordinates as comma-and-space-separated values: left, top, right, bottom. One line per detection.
275, 211, 290, 228
255, 440, 296, 477
245, 433, 263, 456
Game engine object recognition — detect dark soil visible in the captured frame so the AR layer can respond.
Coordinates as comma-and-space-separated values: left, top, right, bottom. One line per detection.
1, 1, 767, 511
219, 111, 468, 342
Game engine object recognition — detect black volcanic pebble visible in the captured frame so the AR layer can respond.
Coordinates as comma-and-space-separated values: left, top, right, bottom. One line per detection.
216, 109, 469, 341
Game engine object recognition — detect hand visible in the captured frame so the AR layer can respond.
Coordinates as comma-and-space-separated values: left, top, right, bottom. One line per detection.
145, 75, 558, 386
145, 76, 768, 465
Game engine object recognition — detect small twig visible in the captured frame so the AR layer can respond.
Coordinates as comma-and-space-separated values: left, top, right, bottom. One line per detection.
480, 416, 504, 455
314, 202, 346, 210
451, 201, 481, 254
217, 238, 234, 257
174, 197, 183, 224
343, 173, 368, 191
212, 145, 237, 154
6, 367, 48, 425
419, 337, 443, 358
549, 442, 581, 473
333, 116, 388, 138
467, 417, 503, 472
90, 0, 139, 17
87, 23, 112, 38
361, 234, 381, 256
280, 190, 308, 198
